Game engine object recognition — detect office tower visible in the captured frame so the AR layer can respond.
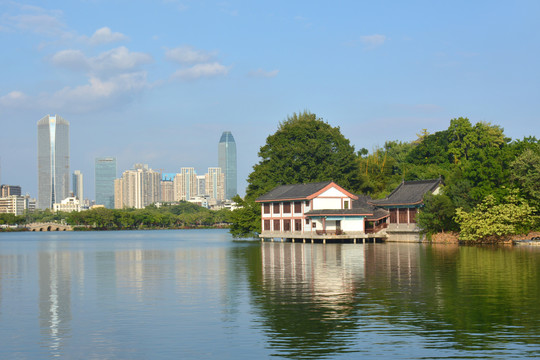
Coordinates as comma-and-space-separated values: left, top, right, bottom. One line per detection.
72, 170, 83, 200
173, 167, 197, 201
205, 167, 225, 201
37, 115, 70, 209
218, 131, 237, 200
114, 164, 161, 209
95, 157, 116, 208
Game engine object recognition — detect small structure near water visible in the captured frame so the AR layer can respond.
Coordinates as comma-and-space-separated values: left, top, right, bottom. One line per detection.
256, 179, 443, 243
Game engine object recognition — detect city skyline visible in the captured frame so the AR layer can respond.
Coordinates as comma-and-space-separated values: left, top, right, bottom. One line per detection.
1, 1, 539, 200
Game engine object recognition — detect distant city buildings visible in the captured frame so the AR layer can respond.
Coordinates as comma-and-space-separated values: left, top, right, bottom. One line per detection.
1, 184, 21, 197
0, 184, 36, 215
95, 157, 116, 209
37, 115, 70, 209
218, 131, 237, 200
206, 167, 225, 202
72, 170, 83, 201
174, 167, 197, 201
53, 196, 81, 212
114, 164, 161, 209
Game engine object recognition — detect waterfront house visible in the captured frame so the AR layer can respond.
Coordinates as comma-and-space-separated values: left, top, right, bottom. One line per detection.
369, 178, 443, 241
256, 181, 388, 242
256, 178, 443, 242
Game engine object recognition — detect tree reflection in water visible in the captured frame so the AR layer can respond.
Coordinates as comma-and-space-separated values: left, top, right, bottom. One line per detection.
240, 242, 540, 359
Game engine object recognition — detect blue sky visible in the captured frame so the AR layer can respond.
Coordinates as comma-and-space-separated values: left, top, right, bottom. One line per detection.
1, 0, 539, 200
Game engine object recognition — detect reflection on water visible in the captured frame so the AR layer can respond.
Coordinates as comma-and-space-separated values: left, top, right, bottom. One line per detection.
1, 231, 540, 359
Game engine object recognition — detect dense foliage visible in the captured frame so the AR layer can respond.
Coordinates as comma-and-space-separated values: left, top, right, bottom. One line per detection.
0, 202, 231, 230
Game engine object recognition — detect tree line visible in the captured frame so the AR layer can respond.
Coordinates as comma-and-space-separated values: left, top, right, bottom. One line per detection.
230, 111, 540, 241
0, 202, 232, 230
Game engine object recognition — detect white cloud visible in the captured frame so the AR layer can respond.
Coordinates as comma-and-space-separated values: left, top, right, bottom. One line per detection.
359, 34, 387, 47
89, 27, 128, 45
248, 69, 279, 78
172, 62, 229, 80
51, 46, 153, 76
0, 91, 28, 107
3, 4, 66, 37
165, 46, 215, 64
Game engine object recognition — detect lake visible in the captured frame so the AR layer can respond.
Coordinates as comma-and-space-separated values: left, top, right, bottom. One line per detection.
1, 229, 539, 359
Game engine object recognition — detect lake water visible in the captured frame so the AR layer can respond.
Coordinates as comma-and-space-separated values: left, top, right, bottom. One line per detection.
1, 229, 539, 359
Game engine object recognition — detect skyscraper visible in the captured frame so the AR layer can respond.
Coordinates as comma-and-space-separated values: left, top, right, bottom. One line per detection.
72, 170, 83, 200
38, 115, 70, 209
218, 131, 237, 200
95, 157, 116, 208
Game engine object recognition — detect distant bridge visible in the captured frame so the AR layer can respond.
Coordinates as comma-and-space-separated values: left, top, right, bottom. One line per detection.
26, 222, 73, 232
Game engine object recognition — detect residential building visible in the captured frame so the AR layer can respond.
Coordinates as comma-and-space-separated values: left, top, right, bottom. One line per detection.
95, 157, 116, 208
1, 184, 22, 197
218, 131, 237, 200
196, 175, 206, 197
0, 195, 26, 216
160, 175, 174, 203
205, 167, 225, 202
173, 167, 197, 201
37, 115, 70, 209
72, 170, 83, 200
114, 164, 161, 209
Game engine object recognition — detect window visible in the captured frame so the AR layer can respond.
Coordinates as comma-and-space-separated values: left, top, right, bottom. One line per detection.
263, 203, 270, 214
295, 219, 302, 231
273, 219, 280, 231
283, 202, 291, 213
305, 200, 310, 208
294, 201, 301, 213
283, 219, 291, 231
305, 218, 310, 224
264, 220, 270, 230
344, 200, 349, 209
273, 203, 280, 214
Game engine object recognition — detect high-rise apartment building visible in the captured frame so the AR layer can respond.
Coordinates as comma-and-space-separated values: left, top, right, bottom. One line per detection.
114, 164, 161, 209
37, 115, 70, 209
72, 170, 83, 200
205, 167, 225, 201
95, 157, 116, 208
218, 131, 237, 200
173, 167, 197, 201
160, 174, 175, 203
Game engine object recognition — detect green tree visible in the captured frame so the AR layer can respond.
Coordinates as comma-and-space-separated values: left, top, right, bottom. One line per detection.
455, 190, 536, 242
417, 193, 458, 235
511, 145, 540, 211
246, 111, 362, 198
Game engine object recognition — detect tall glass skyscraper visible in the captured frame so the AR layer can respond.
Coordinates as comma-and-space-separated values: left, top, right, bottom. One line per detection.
218, 131, 237, 200
37, 115, 70, 209
95, 157, 116, 208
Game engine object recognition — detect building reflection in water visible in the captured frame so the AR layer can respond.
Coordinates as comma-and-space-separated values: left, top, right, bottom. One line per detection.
38, 244, 76, 356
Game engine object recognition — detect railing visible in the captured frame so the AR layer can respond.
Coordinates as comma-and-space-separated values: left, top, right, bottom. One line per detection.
365, 223, 388, 234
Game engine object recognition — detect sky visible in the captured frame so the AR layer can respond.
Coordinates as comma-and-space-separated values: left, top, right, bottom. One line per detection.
1, 0, 539, 200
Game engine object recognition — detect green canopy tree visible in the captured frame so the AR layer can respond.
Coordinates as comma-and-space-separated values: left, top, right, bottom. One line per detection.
232, 111, 362, 237
246, 111, 362, 198
510, 145, 540, 211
